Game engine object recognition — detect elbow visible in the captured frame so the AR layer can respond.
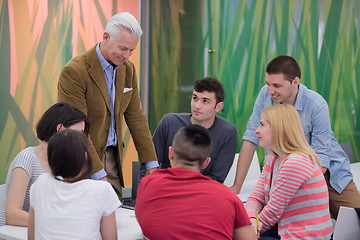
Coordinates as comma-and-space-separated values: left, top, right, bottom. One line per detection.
5, 209, 28, 227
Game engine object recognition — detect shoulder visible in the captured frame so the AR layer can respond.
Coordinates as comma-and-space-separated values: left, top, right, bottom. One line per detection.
61, 47, 96, 72
300, 84, 328, 107
32, 173, 51, 187
164, 113, 189, 119
204, 179, 242, 204
82, 179, 115, 193
11, 147, 38, 168
160, 113, 190, 125
281, 153, 315, 172
66, 47, 94, 66
123, 59, 135, 69
122, 60, 136, 77
253, 85, 272, 108
257, 85, 269, 98
214, 115, 237, 131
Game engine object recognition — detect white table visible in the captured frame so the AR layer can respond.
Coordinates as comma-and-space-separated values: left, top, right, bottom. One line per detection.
0, 207, 142, 240
0, 225, 26, 240
116, 207, 143, 240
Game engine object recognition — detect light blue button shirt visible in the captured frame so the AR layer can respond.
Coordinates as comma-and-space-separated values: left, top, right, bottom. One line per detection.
96, 44, 118, 147
243, 84, 352, 193
90, 44, 158, 180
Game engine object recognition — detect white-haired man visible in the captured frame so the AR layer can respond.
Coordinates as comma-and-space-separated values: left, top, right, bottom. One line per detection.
58, 12, 158, 200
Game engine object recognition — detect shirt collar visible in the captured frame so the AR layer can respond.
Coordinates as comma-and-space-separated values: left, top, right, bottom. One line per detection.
95, 43, 118, 71
294, 84, 305, 111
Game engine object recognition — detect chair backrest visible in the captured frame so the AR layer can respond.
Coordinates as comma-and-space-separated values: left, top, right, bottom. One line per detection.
340, 142, 355, 163
350, 162, 360, 192
333, 206, 360, 240
0, 184, 6, 208
223, 152, 261, 194
131, 161, 140, 199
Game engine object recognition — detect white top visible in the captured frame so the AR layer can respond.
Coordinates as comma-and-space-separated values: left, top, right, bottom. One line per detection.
30, 173, 120, 240
0, 208, 143, 240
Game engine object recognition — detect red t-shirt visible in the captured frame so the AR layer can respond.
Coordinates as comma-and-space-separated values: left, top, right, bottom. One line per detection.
135, 168, 251, 240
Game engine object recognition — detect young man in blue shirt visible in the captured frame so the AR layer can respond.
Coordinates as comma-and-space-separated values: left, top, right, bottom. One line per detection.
231, 55, 360, 219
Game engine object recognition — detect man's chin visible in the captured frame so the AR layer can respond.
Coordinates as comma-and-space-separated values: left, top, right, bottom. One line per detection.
272, 98, 281, 103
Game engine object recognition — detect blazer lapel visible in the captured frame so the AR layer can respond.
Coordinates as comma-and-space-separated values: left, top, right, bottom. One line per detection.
114, 65, 126, 116
86, 46, 111, 111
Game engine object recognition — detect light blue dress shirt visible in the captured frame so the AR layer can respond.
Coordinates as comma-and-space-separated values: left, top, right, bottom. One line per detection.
243, 84, 352, 193
91, 44, 158, 180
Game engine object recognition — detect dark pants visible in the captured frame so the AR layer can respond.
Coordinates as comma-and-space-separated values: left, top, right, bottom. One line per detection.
260, 226, 280, 240
102, 146, 122, 201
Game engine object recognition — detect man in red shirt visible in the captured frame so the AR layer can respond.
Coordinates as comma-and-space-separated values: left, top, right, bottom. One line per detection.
135, 125, 256, 240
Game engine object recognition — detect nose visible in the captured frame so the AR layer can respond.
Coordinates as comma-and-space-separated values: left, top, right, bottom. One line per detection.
194, 100, 201, 109
255, 126, 260, 135
123, 50, 131, 60
268, 86, 275, 95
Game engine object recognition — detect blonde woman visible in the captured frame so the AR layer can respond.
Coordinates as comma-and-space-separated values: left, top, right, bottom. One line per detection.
246, 104, 333, 240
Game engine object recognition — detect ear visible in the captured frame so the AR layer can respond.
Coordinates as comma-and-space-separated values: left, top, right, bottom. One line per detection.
292, 77, 300, 86
103, 32, 110, 41
215, 102, 224, 113
168, 146, 174, 161
56, 124, 62, 132
168, 146, 175, 168
201, 157, 211, 169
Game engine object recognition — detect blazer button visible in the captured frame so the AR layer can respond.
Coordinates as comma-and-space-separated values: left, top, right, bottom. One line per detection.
105, 130, 109, 134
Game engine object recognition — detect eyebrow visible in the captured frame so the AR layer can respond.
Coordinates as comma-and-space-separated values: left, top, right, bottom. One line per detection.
265, 80, 282, 86
193, 94, 212, 102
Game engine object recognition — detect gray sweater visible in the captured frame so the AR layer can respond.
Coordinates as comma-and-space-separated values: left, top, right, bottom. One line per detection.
152, 113, 238, 183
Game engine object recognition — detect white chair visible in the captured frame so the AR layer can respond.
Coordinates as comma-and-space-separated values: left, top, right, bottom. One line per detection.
350, 162, 360, 192
0, 184, 6, 208
333, 206, 360, 240
223, 152, 261, 194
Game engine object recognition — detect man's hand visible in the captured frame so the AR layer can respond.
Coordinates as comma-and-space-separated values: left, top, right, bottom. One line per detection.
146, 167, 157, 175
230, 184, 241, 194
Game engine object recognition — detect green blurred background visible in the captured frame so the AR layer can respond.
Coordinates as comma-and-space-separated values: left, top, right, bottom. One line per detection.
146, 0, 360, 165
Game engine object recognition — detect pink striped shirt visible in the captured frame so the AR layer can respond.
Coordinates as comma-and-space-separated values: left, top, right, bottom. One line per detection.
246, 153, 333, 239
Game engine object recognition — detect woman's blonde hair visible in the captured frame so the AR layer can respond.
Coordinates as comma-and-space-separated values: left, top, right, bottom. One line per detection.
262, 104, 321, 166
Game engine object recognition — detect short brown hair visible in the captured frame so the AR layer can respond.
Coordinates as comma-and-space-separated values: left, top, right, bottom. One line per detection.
266, 55, 301, 82
172, 125, 211, 167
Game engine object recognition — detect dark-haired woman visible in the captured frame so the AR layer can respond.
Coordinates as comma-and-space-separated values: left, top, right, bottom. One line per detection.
28, 129, 120, 240
0, 103, 89, 227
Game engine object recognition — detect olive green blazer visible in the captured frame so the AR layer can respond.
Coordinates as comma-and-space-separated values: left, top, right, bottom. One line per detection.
58, 45, 157, 186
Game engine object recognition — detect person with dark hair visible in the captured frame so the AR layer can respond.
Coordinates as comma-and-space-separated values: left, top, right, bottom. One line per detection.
136, 125, 256, 240
28, 129, 120, 240
0, 103, 88, 227
58, 12, 158, 200
231, 55, 360, 219
152, 77, 237, 183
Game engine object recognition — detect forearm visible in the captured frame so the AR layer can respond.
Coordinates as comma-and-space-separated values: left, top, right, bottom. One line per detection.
232, 141, 257, 192
6, 209, 28, 227
27, 208, 35, 240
